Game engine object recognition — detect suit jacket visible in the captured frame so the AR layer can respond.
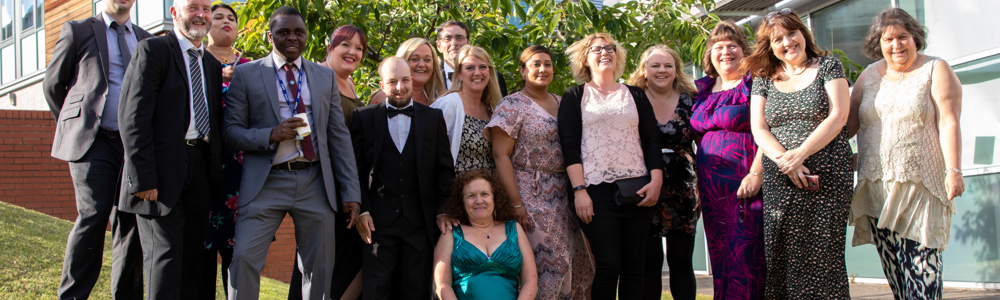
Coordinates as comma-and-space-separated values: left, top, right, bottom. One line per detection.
351, 103, 455, 242
43, 17, 154, 162
222, 56, 361, 211
116, 31, 224, 216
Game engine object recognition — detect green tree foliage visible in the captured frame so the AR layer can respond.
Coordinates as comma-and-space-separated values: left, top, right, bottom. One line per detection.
232, 0, 719, 103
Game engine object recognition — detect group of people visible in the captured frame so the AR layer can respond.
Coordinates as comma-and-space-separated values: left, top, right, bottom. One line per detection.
43, 0, 963, 299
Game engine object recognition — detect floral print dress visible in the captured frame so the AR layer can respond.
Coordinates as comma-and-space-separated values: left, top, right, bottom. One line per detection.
653, 93, 700, 237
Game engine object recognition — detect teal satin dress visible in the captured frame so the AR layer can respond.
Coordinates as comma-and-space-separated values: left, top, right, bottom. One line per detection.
452, 220, 522, 300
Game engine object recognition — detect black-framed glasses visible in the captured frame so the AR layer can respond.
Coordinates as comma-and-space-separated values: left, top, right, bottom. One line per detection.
588, 45, 616, 54
765, 8, 793, 22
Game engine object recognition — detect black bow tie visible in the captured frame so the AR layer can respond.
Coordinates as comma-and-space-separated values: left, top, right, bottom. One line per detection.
387, 106, 413, 118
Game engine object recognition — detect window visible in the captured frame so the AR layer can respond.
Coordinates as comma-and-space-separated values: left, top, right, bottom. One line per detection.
0, 0, 43, 86
810, 0, 891, 68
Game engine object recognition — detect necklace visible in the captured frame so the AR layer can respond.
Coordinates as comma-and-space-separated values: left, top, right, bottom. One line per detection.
208, 47, 236, 64
470, 222, 496, 239
782, 59, 810, 76
719, 78, 740, 91
886, 56, 919, 79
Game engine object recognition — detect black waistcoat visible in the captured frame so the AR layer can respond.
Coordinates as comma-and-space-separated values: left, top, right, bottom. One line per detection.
369, 123, 422, 227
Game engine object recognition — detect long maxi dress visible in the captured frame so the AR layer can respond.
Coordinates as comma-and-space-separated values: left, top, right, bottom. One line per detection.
484, 92, 594, 299
752, 56, 853, 299
690, 75, 767, 300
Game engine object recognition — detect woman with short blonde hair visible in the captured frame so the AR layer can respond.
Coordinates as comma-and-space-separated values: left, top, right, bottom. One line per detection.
559, 33, 664, 299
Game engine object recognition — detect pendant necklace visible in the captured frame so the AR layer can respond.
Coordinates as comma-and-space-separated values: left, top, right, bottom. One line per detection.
471, 222, 496, 239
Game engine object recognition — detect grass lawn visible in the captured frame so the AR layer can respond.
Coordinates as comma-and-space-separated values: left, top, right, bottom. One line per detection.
0, 201, 289, 299
0, 201, 709, 299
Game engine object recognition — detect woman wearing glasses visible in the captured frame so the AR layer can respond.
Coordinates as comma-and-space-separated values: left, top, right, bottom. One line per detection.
744, 9, 853, 298
558, 33, 663, 299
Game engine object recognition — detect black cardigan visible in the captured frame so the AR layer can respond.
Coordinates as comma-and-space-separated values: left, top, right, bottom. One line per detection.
557, 84, 664, 179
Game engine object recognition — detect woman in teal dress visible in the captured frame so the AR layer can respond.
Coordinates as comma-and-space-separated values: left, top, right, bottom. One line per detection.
434, 169, 538, 300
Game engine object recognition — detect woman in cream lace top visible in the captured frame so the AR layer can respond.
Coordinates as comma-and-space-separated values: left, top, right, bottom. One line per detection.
557, 33, 664, 300
847, 8, 964, 299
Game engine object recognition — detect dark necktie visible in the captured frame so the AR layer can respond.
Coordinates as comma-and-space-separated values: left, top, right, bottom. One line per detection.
284, 63, 315, 161
387, 106, 413, 118
187, 48, 210, 139
111, 22, 132, 66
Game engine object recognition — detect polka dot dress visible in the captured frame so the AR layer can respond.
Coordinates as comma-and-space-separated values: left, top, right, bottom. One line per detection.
751, 56, 853, 299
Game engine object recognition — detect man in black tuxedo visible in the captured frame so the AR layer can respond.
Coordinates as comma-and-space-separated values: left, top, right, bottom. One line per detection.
435, 20, 508, 96
352, 57, 455, 300
117, 0, 222, 299
43, 0, 150, 298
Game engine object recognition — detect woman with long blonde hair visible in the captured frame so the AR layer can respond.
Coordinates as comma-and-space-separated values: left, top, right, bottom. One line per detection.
370, 37, 448, 106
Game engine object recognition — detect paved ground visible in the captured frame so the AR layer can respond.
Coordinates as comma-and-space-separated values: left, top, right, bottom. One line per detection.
661, 274, 1000, 299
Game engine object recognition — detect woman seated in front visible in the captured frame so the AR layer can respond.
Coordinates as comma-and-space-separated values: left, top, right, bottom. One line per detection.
433, 169, 538, 300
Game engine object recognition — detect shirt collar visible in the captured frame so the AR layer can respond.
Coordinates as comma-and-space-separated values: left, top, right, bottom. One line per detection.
271, 52, 303, 71
385, 99, 414, 110
173, 27, 202, 55
101, 12, 133, 32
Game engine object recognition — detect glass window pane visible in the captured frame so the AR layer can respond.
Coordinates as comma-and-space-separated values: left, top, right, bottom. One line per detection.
21, 0, 33, 30
811, 0, 890, 68
34, 0, 40, 25
21, 32, 36, 74
36, 28, 43, 68
2, 0, 13, 40
2, 45, 15, 84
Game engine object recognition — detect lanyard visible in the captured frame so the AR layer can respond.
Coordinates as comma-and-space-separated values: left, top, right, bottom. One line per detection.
274, 64, 305, 112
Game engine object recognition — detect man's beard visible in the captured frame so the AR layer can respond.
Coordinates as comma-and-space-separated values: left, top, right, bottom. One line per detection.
387, 91, 412, 108
178, 15, 209, 41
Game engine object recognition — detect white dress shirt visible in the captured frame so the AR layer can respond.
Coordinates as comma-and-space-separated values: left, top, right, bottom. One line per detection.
271, 52, 317, 164
175, 27, 209, 142
442, 59, 456, 90
386, 101, 413, 152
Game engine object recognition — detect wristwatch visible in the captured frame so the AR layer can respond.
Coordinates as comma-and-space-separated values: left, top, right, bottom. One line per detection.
572, 185, 587, 192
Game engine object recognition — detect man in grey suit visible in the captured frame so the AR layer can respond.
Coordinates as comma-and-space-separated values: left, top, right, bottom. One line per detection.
42, 0, 150, 298
222, 6, 361, 300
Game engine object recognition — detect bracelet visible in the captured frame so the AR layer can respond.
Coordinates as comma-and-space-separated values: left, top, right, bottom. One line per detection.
359, 211, 370, 216
946, 168, 962, 174
749, 171, 760, 176
572, 185, 587, 192
513, 204, 524, 208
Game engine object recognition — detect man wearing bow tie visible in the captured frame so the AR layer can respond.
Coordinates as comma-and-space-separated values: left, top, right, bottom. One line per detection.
351, 57, 454, 299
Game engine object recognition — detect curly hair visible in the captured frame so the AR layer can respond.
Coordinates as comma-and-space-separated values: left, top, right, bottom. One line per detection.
861, 8, 927, 59
627, 44, 697, 95
740, 9, 827, 80
701, 21, 753, 78
439, 169, 515, 225
565, 32, 628, 84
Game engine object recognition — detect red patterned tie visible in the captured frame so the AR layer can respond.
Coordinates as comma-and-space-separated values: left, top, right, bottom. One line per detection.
285, 64, 315, 161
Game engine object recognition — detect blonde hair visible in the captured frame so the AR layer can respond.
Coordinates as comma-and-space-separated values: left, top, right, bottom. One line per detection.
446, 45, 502, 112
395, 38, 447, 103
565, 33, 628, 84
627, 45, 696, 94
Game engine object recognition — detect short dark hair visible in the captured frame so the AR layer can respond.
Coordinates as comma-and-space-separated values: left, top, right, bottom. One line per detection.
862, 8, 927, 59
269, 6, 304, 31
436, 20, 470, 39
211, 3, 238, 21
439, 169, 515, 225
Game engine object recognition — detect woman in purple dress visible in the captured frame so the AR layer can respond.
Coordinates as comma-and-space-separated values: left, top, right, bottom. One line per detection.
690, 21, 767, 300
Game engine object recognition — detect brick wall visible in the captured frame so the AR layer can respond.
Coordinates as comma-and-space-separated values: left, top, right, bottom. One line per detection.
0, 109, 299, 283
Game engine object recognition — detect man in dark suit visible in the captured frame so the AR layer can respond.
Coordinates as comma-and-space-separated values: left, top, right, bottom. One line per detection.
353, 57, 455, 300
116, 0, 222, 299
435, 20, 507, 95
42, 0, 151, 298
222, 6, 361, 300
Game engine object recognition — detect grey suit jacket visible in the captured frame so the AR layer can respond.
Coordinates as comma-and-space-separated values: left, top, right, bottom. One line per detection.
43, 17, 153, 162
222, 56, 361, 211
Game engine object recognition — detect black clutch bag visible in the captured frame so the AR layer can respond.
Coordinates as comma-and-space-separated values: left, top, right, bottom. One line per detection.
614, 175, 651, 206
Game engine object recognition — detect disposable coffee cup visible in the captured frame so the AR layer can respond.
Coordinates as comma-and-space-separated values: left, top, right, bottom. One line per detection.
293, 112, 311, 138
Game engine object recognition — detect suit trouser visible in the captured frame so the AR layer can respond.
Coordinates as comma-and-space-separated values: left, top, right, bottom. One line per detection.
228, 165, 336, 300
288, 208, 365, 300
362, 215, 432, 300
136, 144, 211, 300
59, 133, 144, 300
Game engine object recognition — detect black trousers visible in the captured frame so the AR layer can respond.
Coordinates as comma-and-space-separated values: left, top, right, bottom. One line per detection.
361, 215, 432, 300
58, 133, 144, 300
288, 209, 365, 300
578, 182, 653, 300
136, 144, 211, 300
642, 230, 697, 300
199, 247, 233, 299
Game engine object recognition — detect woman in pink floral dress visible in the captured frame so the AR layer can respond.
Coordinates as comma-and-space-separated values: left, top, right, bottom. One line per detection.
486, 45, 595, 299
